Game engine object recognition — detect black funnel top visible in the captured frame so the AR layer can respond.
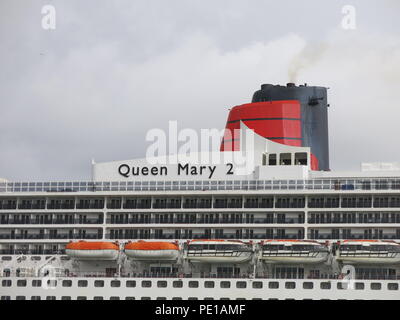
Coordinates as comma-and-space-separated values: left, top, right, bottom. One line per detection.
252, 83, 330, 171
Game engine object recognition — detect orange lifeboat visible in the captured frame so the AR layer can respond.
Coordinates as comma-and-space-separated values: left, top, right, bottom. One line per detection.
124, 241, 179, 261
65, 241, 119, 260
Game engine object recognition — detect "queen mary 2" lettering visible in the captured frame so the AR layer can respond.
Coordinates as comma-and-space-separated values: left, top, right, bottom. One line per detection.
118, 163, 233, 179
118, 164, 168, 178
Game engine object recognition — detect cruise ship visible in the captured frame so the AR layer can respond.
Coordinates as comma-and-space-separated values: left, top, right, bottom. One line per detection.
1, 83, 400, 300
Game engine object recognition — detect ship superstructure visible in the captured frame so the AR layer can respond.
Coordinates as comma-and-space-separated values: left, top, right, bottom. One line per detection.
1, 83, 400, 300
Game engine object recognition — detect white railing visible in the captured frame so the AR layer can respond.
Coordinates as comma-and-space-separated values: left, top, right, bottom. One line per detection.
1, 178, 400, 193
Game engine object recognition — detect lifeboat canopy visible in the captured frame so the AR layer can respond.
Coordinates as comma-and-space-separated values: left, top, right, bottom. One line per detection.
124, 241, 179, 261
65, 241, 120, 261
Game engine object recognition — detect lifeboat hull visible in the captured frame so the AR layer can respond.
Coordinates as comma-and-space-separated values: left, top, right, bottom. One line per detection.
260, 252, 329, 264
187, 252, 252, 264
125, 249, 179, 261
65, 241, 119, 260
65, 249, 119, 261
337, 255, 400, 265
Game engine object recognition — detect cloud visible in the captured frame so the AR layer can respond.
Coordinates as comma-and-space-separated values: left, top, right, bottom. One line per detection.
289, 30, 400, 171
0, 31, 307, 180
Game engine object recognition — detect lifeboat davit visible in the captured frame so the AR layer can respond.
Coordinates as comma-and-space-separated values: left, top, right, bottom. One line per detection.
186, 240, 252, 263
124, 241, 179, 261
65, 241, 119, 260
336, 240, 400, 265
260, 240, 329, 264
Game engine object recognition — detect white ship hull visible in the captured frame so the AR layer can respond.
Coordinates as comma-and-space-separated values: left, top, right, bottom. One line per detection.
260, 253, 329, 264
337, 256, 400, 265
186, 253, 252, 264
125, 249, 179, 261
3, 277, 400, 300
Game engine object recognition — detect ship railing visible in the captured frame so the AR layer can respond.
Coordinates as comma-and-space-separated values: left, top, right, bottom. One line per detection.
262, 251, 321, 257
187, 250, 252, 257
2, 178, 400, 193
339, 251, 398, 258
104, 218, 303, 224
2, 219, 102, 225
0, 234, 102, 240
3, 271, 400, 280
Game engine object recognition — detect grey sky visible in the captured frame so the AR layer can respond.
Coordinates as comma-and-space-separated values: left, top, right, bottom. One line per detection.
0, 0, 399, 181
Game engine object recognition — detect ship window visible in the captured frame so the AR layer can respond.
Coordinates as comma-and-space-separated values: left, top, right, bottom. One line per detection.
220, 281, 230, 288
45, 279, 57, 288
16, 296, 26, 300
285, 282, 296, 289
371, 283, 381, 290
157, 281, 167, 288
205, 281, 215, 288
355, 283, 365, 290
188, 297, 198, 300
46, 296, 56, 300
32, 280, 42, 287
236, 281, 247, 289
77, 296, 87, 300
337, 282, 347, 290
94, 297, 104, 300
303, 282, 314, 289
388, 283, 398, 290
17, 280, 26, 287
1, 296, 11, 300
142, 281, 152, 288
61, 296, 71, 300
62, 280, 72, 287
173, 281, 183, 288
141, 297, 151, 300
78, 280, 88, 287
320, 282, 331, 290
126, 280, 136, 288
111, 280, 120, 287
268, 282, 279, 289
204, 297, 214, 300
110, 296, 120, 300
252, 281, 263, 289
337, 282, 350, 290
189, 281, 199, 288
172, 297, 183, 300
280, 153, 292, 165
125, 297, 135, 300
268, 154, 277, 166
295, 153, 308, 165
1, 256, 11, 261
156, 297, 167, 300
2, 280, 11, 287
31, 296, 41, 300
94, 280, 104, 287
